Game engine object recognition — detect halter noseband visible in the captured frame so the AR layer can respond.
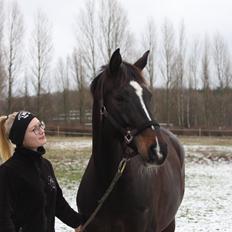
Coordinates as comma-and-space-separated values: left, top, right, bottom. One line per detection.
100, 104, 160, 144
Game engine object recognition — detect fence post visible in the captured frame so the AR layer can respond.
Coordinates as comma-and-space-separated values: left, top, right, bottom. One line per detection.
199, 128, 201, 136
57, 126, 60, 136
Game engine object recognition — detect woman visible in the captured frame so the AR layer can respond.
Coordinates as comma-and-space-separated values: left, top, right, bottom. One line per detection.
0, 111, 84, 232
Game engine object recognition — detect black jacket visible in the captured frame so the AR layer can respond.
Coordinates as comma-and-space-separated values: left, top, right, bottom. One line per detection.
0, 147, 85, 232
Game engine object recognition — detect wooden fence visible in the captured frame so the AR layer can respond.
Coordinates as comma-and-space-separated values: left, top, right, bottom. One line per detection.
46, 125, 232, 137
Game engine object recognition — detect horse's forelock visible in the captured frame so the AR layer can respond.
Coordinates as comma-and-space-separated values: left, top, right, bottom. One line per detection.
124, 62, 146, 85
91, 62, 146, 97
108, 62, 146, 86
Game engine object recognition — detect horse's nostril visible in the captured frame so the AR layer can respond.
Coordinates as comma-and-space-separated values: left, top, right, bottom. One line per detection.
148, 144, 164, 164
149, 145, 157, 161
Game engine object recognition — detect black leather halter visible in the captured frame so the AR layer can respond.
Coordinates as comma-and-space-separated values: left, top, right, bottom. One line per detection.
99, 76, 160, 144
100, 105, 160, 144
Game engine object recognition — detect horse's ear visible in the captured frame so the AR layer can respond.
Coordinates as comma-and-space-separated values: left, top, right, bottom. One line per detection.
109, 48, 122, 74
134, 51, 150, 70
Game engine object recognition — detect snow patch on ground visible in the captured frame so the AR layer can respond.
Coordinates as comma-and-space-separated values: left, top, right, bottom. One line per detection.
46, 139, 92, 150
185, 144, 232, 152
54, 141, 232, 231
177, 162, 232, 231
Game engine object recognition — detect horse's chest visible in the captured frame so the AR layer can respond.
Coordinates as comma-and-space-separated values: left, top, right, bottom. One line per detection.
94, 206, 150, 232
115, 174, 153, 204
90, 206, 149, 232
105, 181, 151, 218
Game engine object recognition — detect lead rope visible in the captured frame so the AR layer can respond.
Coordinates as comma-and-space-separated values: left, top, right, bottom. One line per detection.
80, 158, 130, 232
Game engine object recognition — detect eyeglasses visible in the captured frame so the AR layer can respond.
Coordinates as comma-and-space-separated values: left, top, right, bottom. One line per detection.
32, 121, 45, 135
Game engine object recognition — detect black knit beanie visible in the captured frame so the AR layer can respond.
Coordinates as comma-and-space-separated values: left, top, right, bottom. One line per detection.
9, 111, 35, 146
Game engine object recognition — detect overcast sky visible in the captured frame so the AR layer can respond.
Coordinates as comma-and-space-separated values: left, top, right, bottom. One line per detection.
18, 0, 232, 59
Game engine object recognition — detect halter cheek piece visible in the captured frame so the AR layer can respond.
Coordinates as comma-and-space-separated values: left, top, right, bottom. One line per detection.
100, 105, 160, 144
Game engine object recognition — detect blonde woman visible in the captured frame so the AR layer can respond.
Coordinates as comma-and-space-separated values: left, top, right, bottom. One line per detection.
0, 111, 84, 232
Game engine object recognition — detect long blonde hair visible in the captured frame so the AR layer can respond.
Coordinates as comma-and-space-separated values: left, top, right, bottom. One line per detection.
0, 112, 17, 161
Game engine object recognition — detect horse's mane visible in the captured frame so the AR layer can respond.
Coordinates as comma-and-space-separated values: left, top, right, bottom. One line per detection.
90, 62, 147, 96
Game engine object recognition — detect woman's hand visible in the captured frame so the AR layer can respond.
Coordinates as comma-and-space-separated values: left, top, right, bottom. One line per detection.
75, 225, 83, 232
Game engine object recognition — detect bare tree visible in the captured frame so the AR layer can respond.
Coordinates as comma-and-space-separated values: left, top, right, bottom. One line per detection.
22, 71, 30, 110
188, 39, 201, 90
212, 33, 232, 126
30, 10, 53, 118
55, 57, 70, 121
160, 19, 176, 125
98, 0, 134, 62
174, 21, 187, 127
0, 0, 5, 100
142, 19, 157, 89
213, 33, 232, 89
71, 49, 87, 124
5, 1, 24, 113
201, 36, 211, 128
76, 0, 98, 80
0, 0, 4, 53
75, 0, 134, 79
187, 39, 201, 127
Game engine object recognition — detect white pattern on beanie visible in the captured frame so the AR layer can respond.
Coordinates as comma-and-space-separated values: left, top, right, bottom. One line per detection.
17, 111, 31, 120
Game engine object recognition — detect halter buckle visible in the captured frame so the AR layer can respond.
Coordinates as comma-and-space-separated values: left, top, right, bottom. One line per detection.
124, 131, 133, 144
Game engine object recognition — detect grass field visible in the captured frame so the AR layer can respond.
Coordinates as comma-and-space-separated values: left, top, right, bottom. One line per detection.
48, 135, 232, 232
45, 135, 232, 180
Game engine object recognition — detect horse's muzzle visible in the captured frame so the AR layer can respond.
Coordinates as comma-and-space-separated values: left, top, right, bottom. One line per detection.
148, 144, 166, 165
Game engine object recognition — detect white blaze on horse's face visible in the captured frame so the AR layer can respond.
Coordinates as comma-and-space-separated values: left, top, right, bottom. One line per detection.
130, 80, 163, 164
130, 81, 154, 129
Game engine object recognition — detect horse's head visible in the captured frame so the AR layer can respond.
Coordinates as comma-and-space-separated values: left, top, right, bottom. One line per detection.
91, 49, 167, 166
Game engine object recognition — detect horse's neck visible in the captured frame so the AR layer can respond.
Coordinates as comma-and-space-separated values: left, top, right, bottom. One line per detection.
92, 124, 123, 181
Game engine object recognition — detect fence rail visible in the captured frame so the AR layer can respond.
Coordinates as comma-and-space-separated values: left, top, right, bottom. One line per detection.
46, 126, 232, 137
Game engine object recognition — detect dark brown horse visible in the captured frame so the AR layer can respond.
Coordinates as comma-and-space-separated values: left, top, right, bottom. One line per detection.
77, 49, 185, 232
